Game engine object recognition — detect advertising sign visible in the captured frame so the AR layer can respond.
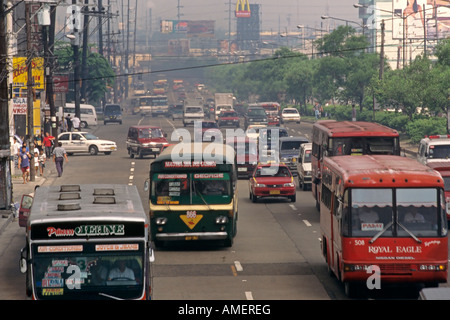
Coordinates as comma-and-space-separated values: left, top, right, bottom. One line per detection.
160, 20, 215, 38
236, 0, 251, 17
13, 57, 44, 90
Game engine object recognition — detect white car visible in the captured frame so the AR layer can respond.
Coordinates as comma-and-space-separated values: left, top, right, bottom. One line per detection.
281, 108, 301, 124
245, 124, 267, 140
58, 131, 117, 155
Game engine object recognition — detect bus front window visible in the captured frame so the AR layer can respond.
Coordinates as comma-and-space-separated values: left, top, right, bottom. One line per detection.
396, 188, 442, 237
32, 245, 145, 300
350, 188, 393, 237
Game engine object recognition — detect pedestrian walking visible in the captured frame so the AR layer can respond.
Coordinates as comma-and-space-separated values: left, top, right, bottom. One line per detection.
66, 114, 73, 132
52, 142, 69, 177
38, 149, 46, 176
42, 132, 55, 159
18, 145, 31, 184
12, 137, 21, 168
71, 115, 80, 131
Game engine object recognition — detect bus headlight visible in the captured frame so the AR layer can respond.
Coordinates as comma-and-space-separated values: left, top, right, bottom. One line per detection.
155, 217, 167, 225
215, 216, 228, 224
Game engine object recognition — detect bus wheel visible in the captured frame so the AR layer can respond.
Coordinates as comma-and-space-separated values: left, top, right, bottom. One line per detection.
344, 282, 361, 299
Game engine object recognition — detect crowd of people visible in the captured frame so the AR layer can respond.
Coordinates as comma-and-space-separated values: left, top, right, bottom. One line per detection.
12, 130, 69, 184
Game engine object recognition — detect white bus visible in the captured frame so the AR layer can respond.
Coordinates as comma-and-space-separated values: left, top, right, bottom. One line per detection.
20, 184, 155, 300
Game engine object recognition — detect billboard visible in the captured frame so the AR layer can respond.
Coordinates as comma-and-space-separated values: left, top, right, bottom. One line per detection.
13, 57, 44, 90
392, 0, 450, 40
160, 20, 215, 38
236, 0, 251, 18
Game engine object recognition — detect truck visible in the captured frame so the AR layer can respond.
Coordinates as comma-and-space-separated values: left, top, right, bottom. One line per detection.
214, 93, 234, 121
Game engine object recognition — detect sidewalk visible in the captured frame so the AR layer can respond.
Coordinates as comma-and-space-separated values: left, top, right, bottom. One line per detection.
0, 171, 51, 235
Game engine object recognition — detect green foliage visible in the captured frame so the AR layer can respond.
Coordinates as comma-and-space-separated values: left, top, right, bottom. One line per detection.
405, 118, 447, 144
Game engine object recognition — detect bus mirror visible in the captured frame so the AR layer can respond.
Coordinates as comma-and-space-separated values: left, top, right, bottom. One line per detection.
149, 247, 155, 263
144, 179, 149, 192
19, 247, 27, 274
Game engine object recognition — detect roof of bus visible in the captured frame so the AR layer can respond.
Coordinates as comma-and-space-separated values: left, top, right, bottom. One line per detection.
427, 162, 450, 176
154, 142, 236, 164
28, 184, 147, 224
313, 120, 399, 137
324, 155, 443, 188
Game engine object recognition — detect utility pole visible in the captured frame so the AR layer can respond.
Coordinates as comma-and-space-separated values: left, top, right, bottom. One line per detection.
25, 2, 35, 182
81, 0, 89, 102
72, 0, 81, 119
379, 19, 385, 80
0, 0, 12, 209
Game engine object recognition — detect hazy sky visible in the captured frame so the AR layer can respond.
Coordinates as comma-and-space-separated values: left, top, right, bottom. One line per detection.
140, 0, 361, 33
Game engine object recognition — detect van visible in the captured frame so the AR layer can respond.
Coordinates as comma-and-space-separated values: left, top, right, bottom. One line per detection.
59, 103, 98, 128
103, 104, 123, 125
183, 105, 204, 127
296, 142, 312, 190
126, 125, 169, 159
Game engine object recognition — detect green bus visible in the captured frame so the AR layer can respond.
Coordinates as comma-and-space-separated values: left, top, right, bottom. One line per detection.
148, 142, 238, 247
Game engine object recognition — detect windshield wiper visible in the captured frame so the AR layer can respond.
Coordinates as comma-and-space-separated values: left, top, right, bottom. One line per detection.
397, 221, 422, 244
369, 221, 422, 244
369, 221, 393, 244
98, 292, 123, 300
193, 182, 212, 211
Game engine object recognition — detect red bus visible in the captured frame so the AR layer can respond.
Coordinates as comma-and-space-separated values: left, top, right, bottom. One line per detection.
427, 161, 450, 221
319, 155, 448, 297
312, 120, 400, 210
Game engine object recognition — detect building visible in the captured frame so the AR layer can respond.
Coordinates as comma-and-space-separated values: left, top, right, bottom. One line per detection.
357, 0, 450, 69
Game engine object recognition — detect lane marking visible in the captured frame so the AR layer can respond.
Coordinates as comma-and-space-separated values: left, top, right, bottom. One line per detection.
303, 219, 312, 227
245, 291, 254, 300
289, 204, 296, 210
234, 261, 243, 272
231, 265, 238, 276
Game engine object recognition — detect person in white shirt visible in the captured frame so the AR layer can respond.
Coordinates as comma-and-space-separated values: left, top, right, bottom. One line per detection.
108, 260, 135, 281
71, 115, 81, 131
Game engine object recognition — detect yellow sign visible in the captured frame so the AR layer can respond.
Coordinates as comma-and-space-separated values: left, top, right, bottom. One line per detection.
180, 212, 203, 230
235, 0, 251, 18
13, 57, 44, 90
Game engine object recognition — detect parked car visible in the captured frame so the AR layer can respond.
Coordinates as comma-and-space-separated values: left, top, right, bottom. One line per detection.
183, 105, 204, 126
279, 136, 309, 176
103, 104, 123, 125
249, 163, 296, 202
218, 110, 240, 128
281, 108, 301, 124
126, 125, 168, 158
244, 106, 268, 129
58, 131, 117, 155
296, 142, 312, 191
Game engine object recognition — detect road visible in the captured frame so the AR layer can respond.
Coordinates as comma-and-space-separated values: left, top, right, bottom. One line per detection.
0, 110, 447, 300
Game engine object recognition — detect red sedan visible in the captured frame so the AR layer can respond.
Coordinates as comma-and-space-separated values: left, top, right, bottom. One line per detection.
218, 110, 240, 128
249, 163, 296, 202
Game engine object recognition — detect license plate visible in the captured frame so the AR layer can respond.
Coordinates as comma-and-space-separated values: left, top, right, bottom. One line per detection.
270, 190, 280, 195
238, 167, 247, 172
185, 236, 199, 241
151, 148, 160, 152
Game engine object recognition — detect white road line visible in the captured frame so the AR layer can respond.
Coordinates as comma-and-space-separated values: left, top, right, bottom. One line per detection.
245, 291, 254, 300
289, 204, 296, 210
129, 175, 134, 180
303, 219, 312, 227
234, 261, 243, 272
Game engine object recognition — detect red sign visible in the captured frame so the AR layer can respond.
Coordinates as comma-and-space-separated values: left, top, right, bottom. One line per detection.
53, 75, 69, 93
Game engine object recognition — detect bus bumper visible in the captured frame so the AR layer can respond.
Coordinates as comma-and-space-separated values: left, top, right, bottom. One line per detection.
155, 231, 228, 241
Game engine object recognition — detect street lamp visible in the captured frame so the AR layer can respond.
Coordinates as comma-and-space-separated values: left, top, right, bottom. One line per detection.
321, 14, 367, 34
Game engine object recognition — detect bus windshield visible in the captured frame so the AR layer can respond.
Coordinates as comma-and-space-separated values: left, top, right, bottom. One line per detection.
32, 242, 145, 300
330, 137, 398, 156
343, 188, 446, 238
152, 173, 231, 205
